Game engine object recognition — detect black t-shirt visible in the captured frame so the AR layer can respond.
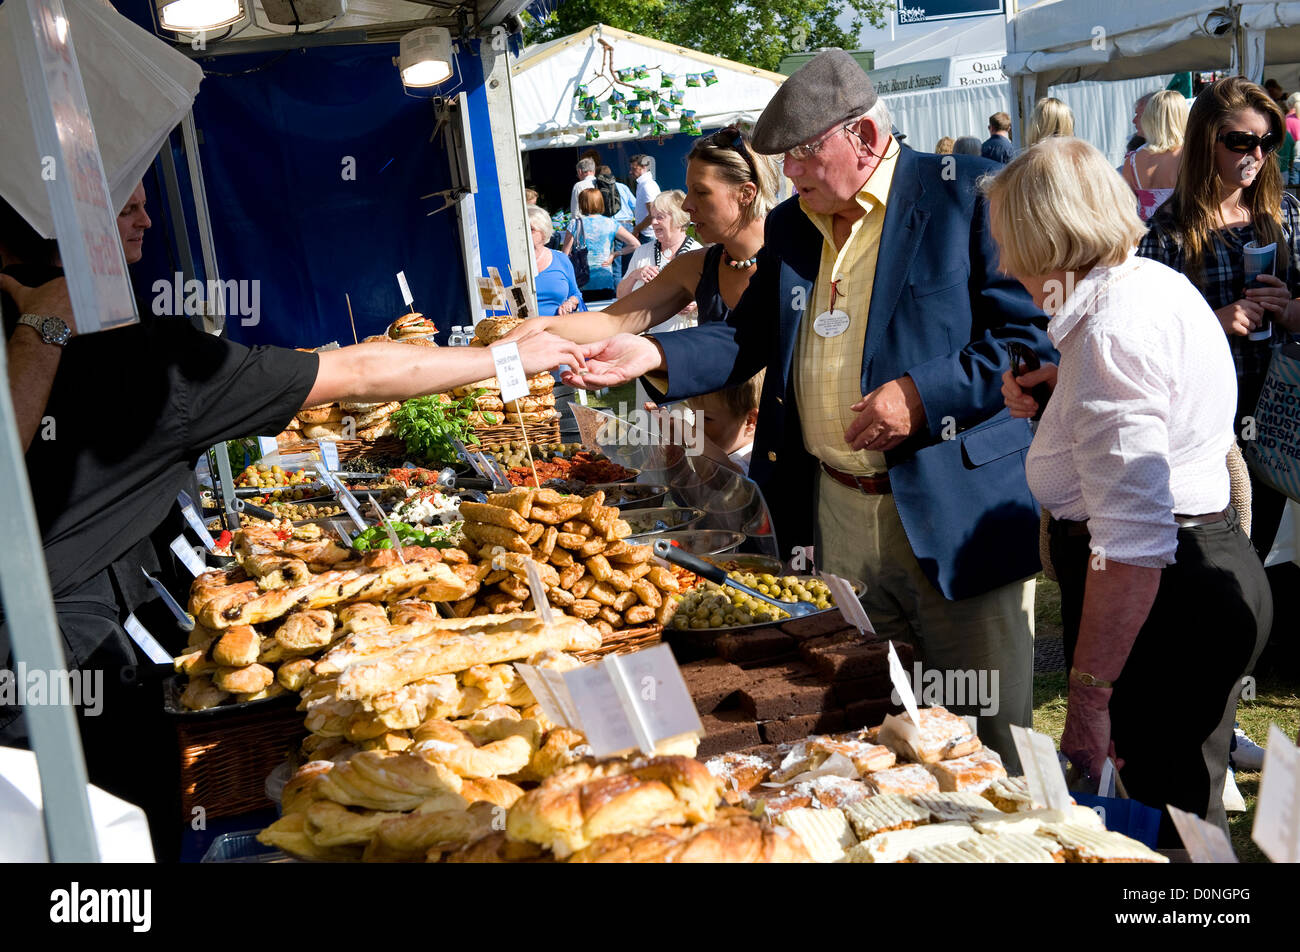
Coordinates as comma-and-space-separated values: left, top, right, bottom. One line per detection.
2, 264, 319, 597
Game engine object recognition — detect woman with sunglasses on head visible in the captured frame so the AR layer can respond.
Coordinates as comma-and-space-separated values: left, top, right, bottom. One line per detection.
506, 126, 779, 344
1138, 76, 1300, 560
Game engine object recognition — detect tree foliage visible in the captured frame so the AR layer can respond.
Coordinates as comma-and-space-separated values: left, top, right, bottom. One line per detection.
522, 0, 888, 73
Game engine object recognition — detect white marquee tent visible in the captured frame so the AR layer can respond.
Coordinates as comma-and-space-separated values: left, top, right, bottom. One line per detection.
510, 24, 785, 151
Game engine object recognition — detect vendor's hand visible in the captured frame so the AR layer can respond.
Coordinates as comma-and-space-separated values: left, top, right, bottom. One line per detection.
1002, 364, 1058, 419
561, 333, 662, 389
1216, 299, 1265, 336
514, 331, 590, 375
1061, 683, 1123, 782
1244, 273, 1291, 314
845, 376, 924, 452
0, 275, 76, 336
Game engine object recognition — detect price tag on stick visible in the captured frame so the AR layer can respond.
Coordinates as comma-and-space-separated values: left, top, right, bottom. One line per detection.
1251, 723, 1300, 863
1010, 724, 1073, 813
490, 342, 530, 403
320, 440, 340, 474
123, 614, 173, 665
169, 534, 207, 578
523, 561, 554, 624
396, 270, 414, 310
886, 640, 920, 727
824, 573, 874, 634
176, 491, 217, 552
1169, 805, 1238, 863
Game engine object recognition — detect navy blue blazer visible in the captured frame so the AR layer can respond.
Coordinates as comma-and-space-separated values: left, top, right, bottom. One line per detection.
653, 145, 1056, 601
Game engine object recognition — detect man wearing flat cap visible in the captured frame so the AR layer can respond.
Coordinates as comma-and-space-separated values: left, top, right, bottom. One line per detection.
568, 50, 1054, 768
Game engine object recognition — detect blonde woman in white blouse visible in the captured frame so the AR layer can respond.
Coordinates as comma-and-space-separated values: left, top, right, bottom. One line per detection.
983, 137, 1271, 844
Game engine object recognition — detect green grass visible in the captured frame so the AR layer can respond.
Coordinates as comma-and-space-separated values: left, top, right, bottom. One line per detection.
1031, 572, 1299, 862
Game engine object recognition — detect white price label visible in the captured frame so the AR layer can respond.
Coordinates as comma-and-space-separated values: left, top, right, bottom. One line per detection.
524, 561, 553, 624
123, 614, 173, 665
886, 641, 920, 727
490, 341, 530, 403
169, 534, 207, 578
396, 270, 414, 307
1168, 805, 1238, 863
320, 441, 340, 473
824, 573, 874, 634
176, 491, 216, 551
1251, 723, 1300, 864
1010, 725, 1073, 813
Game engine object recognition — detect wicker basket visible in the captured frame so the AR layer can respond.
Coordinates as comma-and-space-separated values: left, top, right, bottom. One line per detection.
571, 624, 663, 662
171, 690, 305, 821
471, 421, 561, 450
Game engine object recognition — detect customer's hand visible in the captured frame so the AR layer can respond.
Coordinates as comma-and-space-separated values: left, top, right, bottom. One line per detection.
561, 333, 663, 389
1216, 299, 1265, 336
845, 376, 924, 452
1061, 683, 1123, 782
1002, 364, 1058, 418
1245, 274, 1292, 314
636, 265, 660, 284
0, 275, 77, 337
498, 316, 555, 344
513, 331, 590, 376
557, 296, 581, 315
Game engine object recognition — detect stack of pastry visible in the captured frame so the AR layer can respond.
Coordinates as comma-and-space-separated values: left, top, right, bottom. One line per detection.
291, 400, 402, 442
173, 523, 470, 711
457, 317, 558, 428
448, 486, 679, 636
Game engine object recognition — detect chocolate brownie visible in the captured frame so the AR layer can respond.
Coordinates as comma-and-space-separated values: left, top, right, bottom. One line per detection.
679, 657, 750, 713
798, 629, 865, 662
843, 695, 902, 731
696, 710, 762, 758
739, 663, 837, 719
807, 640, 893, 681
715, 628, 797, 663
760, 709, 847, 745
832, 671, 895, 704
780, 610, 854, 641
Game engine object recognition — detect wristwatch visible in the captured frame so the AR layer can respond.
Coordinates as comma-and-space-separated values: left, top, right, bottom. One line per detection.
1069, 667, 1114, 689
17, 313, 71, 347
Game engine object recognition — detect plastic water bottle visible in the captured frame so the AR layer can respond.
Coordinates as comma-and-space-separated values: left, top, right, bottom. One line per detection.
449, 325, 464, 346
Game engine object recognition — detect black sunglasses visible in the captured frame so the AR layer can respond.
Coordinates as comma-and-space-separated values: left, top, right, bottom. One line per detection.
712, 126, 757, 182
1216, 130, 1282, 155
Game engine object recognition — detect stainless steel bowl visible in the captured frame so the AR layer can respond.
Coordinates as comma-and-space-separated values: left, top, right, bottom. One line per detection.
619, 506, 706, 536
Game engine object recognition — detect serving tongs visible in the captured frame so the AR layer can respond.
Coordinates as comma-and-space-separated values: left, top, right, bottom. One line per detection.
650, 539, 819, 617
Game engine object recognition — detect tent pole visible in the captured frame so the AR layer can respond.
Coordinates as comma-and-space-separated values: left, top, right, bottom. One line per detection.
180, 110, 225, 335
0, 336, 100, 862
478, 35, 533, 295
157, 129, 199, 303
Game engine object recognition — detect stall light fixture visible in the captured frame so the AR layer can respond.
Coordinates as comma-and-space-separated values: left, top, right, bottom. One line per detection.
399, 26, 454, 87
155, 0, 244, 33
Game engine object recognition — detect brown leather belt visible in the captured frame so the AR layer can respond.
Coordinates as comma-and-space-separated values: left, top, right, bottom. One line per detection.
1053, 508, 1232, 537
820, 461, 892, 494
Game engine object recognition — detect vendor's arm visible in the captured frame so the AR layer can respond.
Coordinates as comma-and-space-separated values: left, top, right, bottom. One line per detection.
0, 275, 74, 451
305, 333, 589, 406
903, 189, 1054, 436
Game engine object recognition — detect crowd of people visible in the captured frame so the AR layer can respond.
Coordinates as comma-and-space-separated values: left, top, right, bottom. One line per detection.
5, 45, 1298, 855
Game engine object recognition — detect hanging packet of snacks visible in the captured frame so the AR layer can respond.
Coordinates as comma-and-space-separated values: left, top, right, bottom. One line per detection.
573, 83, 588, 99
660, 72, 676, 88
686, 73, 702, 87
634, 65, 650, 79
585, 125, 600, 141
702, 69, 719, 85
669, 89, 684, 105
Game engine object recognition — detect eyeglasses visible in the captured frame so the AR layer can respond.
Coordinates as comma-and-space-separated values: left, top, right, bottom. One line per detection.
786, 122, 854, 161
711, 126, 757, 182
1217, 130, 1282, 155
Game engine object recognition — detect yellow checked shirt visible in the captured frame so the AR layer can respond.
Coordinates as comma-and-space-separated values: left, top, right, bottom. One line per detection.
793, 145, 898, 476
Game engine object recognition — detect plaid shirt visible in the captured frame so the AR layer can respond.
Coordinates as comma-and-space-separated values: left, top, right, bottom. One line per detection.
1137, 194, 1300, 387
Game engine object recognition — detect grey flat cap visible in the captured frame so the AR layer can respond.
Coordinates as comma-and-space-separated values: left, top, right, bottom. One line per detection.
751, 49, 878, 155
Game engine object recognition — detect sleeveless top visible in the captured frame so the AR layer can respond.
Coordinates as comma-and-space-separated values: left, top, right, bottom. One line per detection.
693, 244, 732, 325
1129, 147, 1176, 222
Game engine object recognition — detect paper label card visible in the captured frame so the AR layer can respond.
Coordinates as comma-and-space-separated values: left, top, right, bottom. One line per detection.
396, 270, 414, 307
887, 641, 920, 727
1010, 724, 1072, 813
169, 534, 207, 578
320, 440, 340, 474
257, 436, 278, 456
514, 663, 583, 733
1251, 723, 1300, 864
490, 341, 529, 403
1169, 805, 1238, 863
176, 491, 216, 551
824, 573, 874, 634
123, 614, 172, 665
